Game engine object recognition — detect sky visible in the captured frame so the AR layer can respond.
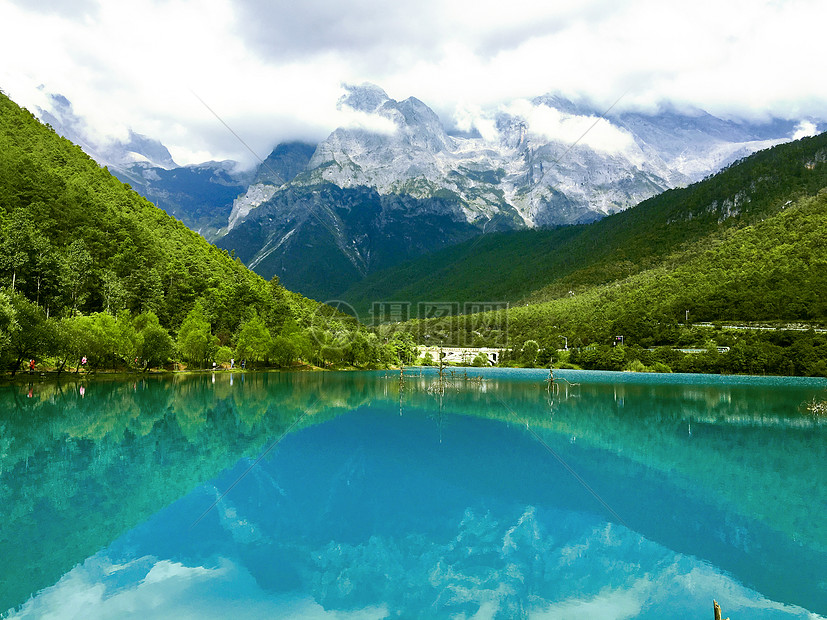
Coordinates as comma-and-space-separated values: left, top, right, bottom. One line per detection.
1, 0, 826, 167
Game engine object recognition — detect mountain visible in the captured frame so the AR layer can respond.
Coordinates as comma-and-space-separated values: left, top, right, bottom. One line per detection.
31, 85, 811, 302
218, 183, 510, 302
368, 131, 827, 375
474, 187, 827, 376
288, 84, 798, 227
341, 131, 827, 321
1, 89, 414, 382
32, 91, 254, 239
226, 141, 317, 231
217, 84, 803, 299
36, 91, 178, 170
113, 160, 253, 240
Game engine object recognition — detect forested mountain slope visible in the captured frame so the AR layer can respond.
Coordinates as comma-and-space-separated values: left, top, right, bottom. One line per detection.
505, 191, 827, 339
0, 90, 312, 334
397, 189, 827, 375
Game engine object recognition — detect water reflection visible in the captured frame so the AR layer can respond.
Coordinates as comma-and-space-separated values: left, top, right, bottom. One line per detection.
1, 370, 825, 617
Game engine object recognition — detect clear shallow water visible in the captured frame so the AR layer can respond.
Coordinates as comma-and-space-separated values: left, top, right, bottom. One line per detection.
1, 369, 826, 618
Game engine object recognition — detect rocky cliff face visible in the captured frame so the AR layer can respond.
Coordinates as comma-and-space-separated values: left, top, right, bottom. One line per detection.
216, 183, 504, 300
285, 84, 793, 228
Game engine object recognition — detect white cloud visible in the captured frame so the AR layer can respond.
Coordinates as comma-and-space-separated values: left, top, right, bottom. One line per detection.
1, 0, 826, 164
792, 120, 818, 140
505, 99, 637, 154
336, 107, 399, 136
11, 554, 390, 620
453, 103, 499, 142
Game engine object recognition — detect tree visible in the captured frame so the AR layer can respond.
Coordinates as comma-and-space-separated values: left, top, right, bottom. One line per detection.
79, 312, 118, 369
214, 345, 233, 367
53, 315, 86, 373
472, 352, 489, 367
521, 340, 539, 367
115, 309, 139, 366
0, 290, 16, 357
62, 239, 92, 313
347, 331, 376, 367
101, 269, 127, 314
177, 300, 217, 368
390, 332, 417, 365
0, 208, 38, 291
235, 311, 272, 368
5, 292, 50, 374
124, 266, 164, 315
135, 311, 175, 369
271, 334, 298, 367
320, 343, 344, 366
265, 275, 291, 333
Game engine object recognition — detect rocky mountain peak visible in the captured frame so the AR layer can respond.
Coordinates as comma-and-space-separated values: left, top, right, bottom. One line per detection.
36, 91, 178, 170
338, 83, 390, 114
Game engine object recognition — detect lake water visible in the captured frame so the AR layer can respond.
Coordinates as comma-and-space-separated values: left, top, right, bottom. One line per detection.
1, 369, 826, 619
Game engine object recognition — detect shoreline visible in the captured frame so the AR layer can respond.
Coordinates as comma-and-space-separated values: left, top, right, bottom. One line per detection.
0, 363, 394, 385
3, 364, 825, 387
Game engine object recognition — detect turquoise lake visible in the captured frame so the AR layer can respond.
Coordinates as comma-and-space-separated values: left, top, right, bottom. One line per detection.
1, 369, 826, 618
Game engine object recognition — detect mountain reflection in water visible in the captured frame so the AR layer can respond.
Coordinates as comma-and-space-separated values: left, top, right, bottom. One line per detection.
2, 369, 825, 617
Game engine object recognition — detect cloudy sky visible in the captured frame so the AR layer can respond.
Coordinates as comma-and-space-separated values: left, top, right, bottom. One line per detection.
1, 0, 825, 167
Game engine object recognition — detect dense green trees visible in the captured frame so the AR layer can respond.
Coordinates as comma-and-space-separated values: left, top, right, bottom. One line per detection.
234, 312, 272, 368
392, 189, 827, 376
6, 293, 51, 373
2, 87, 822, 377
176, 301, 219, 369
134, 312, 175, 369
521, 340, 539, 366
0, 291, 15, 350
0, 91, 411, 373
561, 330, 827, 377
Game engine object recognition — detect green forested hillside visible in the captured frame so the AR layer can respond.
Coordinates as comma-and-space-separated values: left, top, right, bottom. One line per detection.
0, 91, 412, 371
344, 131, 827, 318
507, 190, 827, 335
396, 190, 827, 375
0, 91, 296, 327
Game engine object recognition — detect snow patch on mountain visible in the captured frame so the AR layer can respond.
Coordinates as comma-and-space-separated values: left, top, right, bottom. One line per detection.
287, 84, 803, 228
299, 85, 693, 227
248, 227, 297, 270
228, 183, 278, 231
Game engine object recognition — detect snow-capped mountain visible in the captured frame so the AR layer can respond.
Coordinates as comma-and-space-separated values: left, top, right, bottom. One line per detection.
216, 84, 804, 298
286, 84, 795, 227
33, 85, 811, 300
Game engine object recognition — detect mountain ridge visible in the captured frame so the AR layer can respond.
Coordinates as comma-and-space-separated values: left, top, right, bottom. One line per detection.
216, 84, 804, 299
29, 85, 813, 301
340, 130, 827, 320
